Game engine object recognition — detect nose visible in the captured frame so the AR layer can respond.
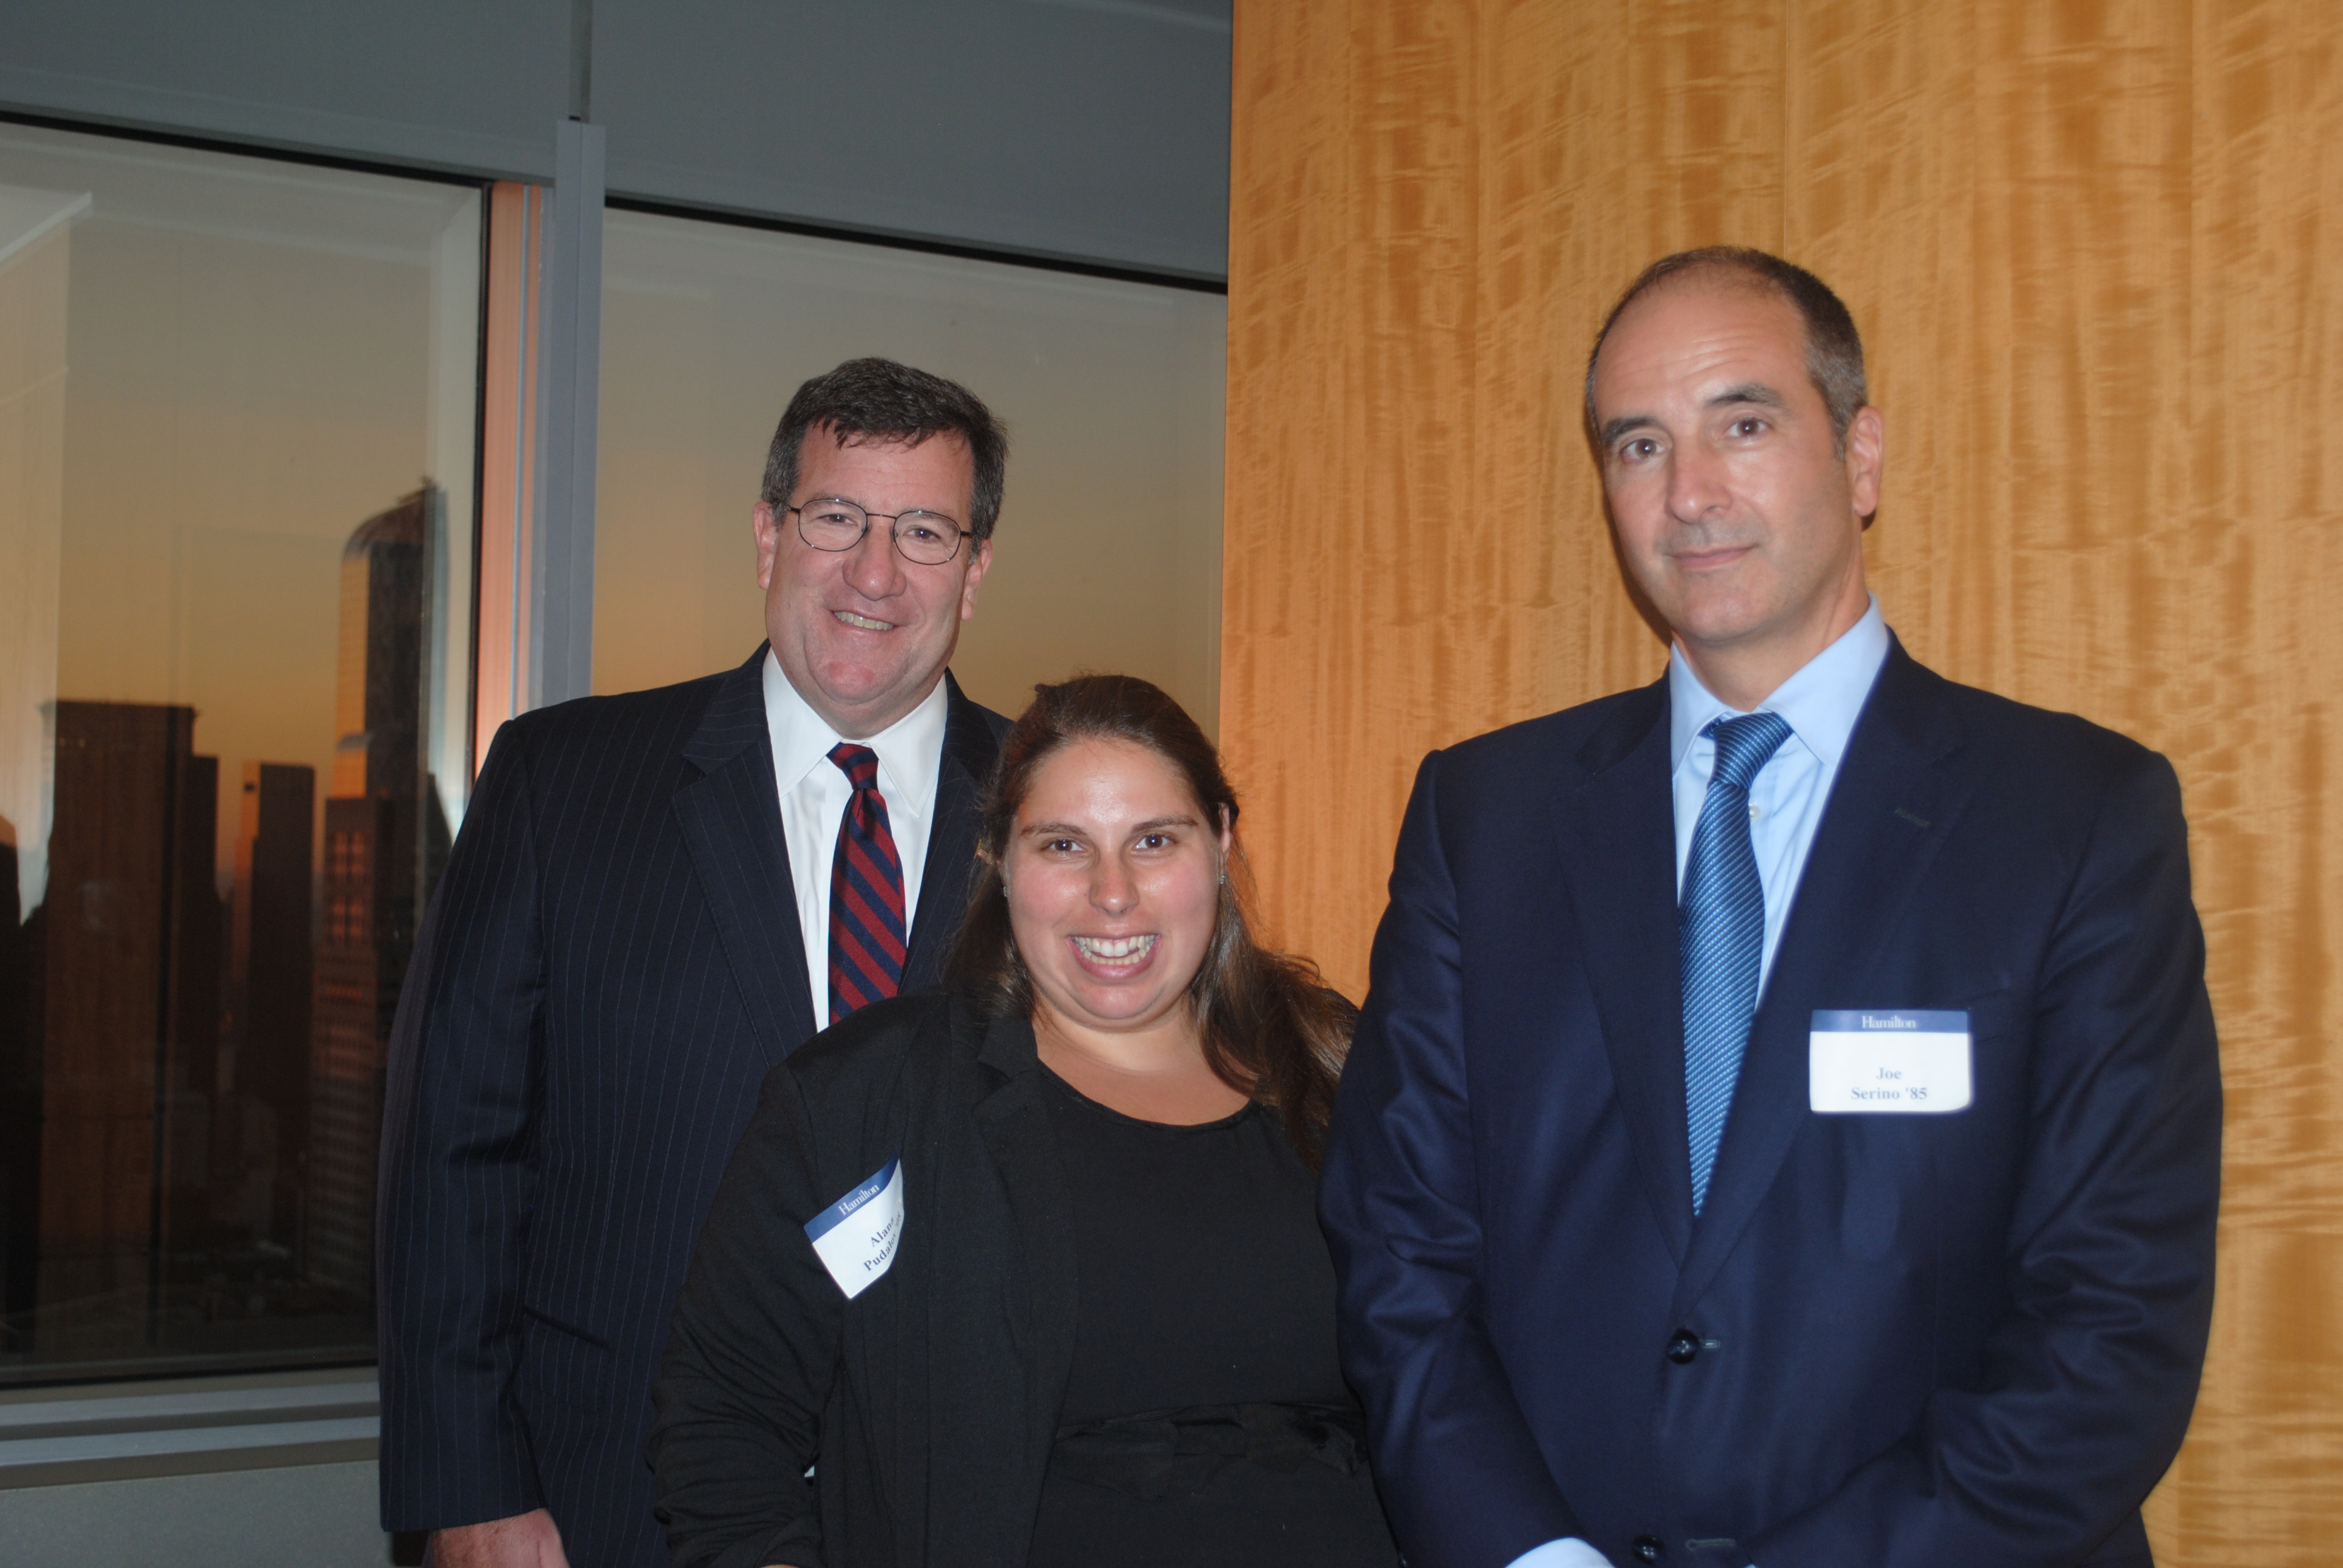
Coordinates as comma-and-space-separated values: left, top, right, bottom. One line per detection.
842, 520, 906, 601
1665, 442, 1730, 524
1090, 854, 1138, 916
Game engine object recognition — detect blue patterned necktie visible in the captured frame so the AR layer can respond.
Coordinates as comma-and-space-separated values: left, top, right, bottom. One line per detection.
826, 743, 908, 1025
1680, 710, 1793, 1216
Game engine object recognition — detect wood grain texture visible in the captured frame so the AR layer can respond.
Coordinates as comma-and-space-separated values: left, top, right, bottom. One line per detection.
1223, 1, 2342, 1558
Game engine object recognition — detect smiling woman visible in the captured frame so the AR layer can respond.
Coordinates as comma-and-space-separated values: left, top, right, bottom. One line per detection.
649, 676, 1394, 1568
1004, 733, 1244, 1124
951, 675, 1350, 1149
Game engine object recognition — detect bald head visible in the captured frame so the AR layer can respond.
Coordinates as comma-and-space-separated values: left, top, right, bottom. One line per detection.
1585, 247, 1869, 454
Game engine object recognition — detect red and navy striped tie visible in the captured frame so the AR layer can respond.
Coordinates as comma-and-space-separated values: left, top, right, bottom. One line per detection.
827, 742, 908, 1025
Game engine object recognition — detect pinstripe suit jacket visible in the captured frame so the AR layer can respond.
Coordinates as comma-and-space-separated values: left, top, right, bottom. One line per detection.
376, 647, 1009, 1567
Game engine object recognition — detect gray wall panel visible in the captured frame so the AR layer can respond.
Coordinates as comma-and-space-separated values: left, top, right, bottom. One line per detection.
0, 1462, 395, 1568
595, 0, 1231, 278
0, 0, 1231, 278
0, 0, 571, 179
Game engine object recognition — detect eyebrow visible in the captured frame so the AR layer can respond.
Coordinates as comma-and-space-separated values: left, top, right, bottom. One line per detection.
1020, 814, 1201, 838
1596, 413, 1651, 448
1598, 382, 1790, 449
1708, 382, 1788, 411
802, 492, 963, 521
1126, 815, 1201, 835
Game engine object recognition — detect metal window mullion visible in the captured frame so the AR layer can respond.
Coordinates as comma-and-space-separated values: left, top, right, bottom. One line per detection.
529, 117, 605, 711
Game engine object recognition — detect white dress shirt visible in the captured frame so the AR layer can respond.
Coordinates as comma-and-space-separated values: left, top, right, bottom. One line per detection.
761, 651, 949, 1017
1504, 597, 1889, 1568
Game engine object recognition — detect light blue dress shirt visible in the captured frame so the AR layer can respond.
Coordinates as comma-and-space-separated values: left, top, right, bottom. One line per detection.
1501, 598, 1890, 1568
1668, 596, 1891, 990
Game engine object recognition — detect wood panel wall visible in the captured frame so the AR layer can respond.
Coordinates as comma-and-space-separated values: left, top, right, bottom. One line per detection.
1221, 2, 2343, 1559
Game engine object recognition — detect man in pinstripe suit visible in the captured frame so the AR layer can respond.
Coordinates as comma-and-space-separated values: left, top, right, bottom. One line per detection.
378, 359, 1016, 1568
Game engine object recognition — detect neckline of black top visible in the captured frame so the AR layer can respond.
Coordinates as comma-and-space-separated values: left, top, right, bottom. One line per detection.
1037, 1061, 1260, 1135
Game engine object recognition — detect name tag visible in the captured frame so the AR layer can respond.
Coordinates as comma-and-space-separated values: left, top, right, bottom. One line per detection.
1809, 1011, 1971, 1114
804, 1155, 904, 1299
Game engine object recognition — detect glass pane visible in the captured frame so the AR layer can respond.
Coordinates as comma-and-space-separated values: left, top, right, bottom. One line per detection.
595, 212, 1227, 731
0, 122, 482, 1384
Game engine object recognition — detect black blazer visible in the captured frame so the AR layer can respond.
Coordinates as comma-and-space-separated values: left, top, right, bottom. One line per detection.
649, 993, 1086, 1568
1319, 641, 2221, 1568
377, 649, 1009, 1568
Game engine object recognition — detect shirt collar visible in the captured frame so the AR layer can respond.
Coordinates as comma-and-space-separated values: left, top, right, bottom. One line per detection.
1668, 594, 1892, 776
761, 648, 950, 815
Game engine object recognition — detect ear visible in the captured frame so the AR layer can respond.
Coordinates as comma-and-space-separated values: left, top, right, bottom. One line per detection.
1217, 805, 1234, 861
753, 501, 784, 590
1844, 405, 1885, 524
959, 536, 993, 622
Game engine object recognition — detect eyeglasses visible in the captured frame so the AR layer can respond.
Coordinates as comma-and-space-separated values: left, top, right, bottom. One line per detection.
787, 497, 972, 566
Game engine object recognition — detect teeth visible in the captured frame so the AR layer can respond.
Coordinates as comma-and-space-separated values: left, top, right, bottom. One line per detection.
834, 611, 894, 631
1072, 934, 1156, 962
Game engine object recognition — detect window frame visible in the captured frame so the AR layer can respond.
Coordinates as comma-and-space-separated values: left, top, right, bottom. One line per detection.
0, 103, 1228, 1456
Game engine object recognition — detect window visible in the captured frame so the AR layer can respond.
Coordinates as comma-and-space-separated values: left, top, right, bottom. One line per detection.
595, 209, 1227, 730
0, 121, 1228, 1396
0, 121, 481, 1384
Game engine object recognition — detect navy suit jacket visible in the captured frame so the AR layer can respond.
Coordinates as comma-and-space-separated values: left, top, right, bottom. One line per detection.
1319, 642, 2220, 1568
376, 648, 1009, 1567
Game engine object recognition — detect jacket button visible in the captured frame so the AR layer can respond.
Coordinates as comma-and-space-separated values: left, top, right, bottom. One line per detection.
1632, 1535, 1665, 1563
1665, 1329, 1700, 1364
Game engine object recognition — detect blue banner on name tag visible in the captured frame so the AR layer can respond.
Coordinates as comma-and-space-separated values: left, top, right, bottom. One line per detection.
804, 1155, 905, 1300
805, 1156, 899, 1244
1811, 1009, 1969, 1033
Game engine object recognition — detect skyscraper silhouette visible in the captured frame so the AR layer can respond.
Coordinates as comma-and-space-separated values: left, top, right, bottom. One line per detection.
0, 832, 35, 1349
28, 702, 217, 1356
309, 488, 433, 1297
226, 761, 314, 1256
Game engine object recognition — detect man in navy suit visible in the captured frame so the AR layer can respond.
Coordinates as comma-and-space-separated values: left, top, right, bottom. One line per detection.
1319, 250, 2220, 1568
378, 359, 1015, 1568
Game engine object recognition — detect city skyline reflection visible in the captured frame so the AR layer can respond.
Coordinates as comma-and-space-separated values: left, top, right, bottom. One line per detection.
0, 118, 480, 1386
2, 486, 451, 1381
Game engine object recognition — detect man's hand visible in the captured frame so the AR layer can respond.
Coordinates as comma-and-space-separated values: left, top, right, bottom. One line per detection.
429, 1508, 569, 1568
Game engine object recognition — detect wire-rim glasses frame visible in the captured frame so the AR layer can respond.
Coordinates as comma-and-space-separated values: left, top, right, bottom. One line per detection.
787, 496, 974, 566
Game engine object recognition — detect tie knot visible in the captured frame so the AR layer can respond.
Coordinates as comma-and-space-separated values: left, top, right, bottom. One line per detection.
1704, 711, 1792, 791
828, 742, 881, 791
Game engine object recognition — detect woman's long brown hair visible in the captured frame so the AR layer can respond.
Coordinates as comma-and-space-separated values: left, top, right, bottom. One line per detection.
945, 675, 1355, 1166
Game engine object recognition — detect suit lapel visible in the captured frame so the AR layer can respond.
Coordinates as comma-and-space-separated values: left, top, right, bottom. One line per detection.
1552, 681, 1697, 1266
1668, 643, 1972, 1318
673, 647, 819, 1059
903, 671, 1001, 990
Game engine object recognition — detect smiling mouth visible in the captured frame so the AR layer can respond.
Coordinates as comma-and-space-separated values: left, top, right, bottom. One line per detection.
1671, 544, 1755, 570
1070, 933, 1158, 969
833, 610, 896, 632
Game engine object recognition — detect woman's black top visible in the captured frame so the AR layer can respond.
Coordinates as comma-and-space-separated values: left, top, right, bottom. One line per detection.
1027, 1067, 1400, 1568
649, 995, 1397, 1568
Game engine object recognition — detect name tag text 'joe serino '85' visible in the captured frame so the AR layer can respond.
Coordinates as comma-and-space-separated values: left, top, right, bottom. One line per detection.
1809, 1011, 1971, 1114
